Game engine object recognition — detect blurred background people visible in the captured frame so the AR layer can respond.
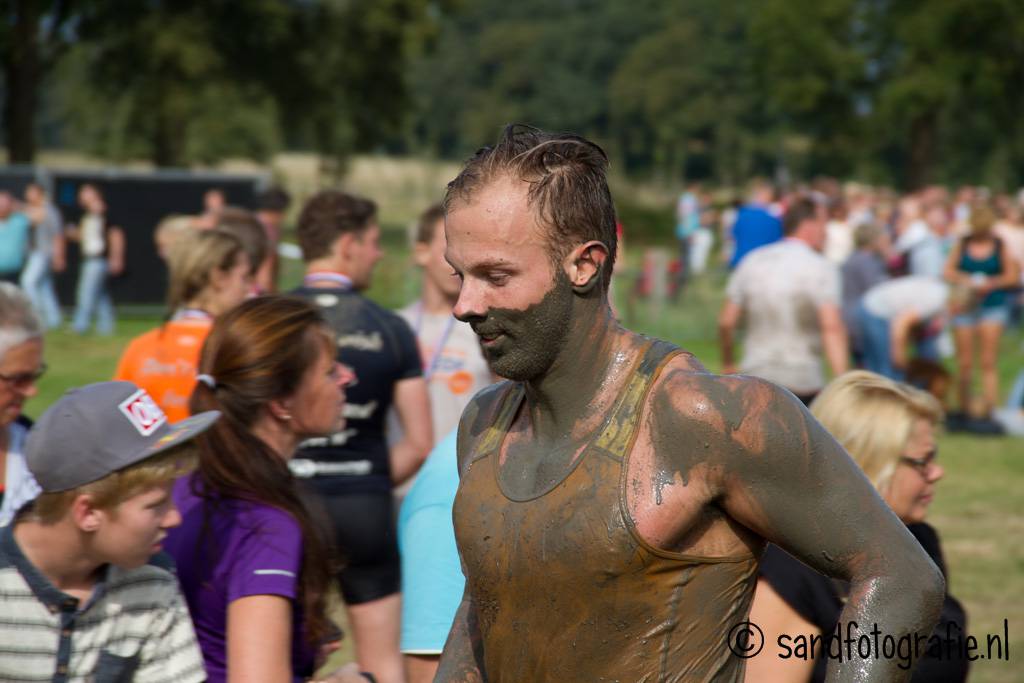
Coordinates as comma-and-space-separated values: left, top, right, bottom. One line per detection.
944, 202, 1019, 424
293, 190, 432, 683
747, 370, 968, 683
67, 184, 124, 335
397, 204, 489, 448
728, 181, 781, 269
192, 188, 227, 230
153, 214, 195, 261
397, 429, 461, 683
215, 207, 271, 296
255, 185, 292, 293
19, 183, 64, 329
0, 192, 30, 285
164, 296, 362, 683
719, 196, 847, 404
841, 222, 890, 364
673, 182, 701, 298
0, 284, 45, 526
858, 275, 948, 381
114, 229, 252, 421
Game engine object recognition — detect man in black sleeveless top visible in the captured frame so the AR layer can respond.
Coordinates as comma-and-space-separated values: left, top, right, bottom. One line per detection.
292, 191, 433, 683
435, 125, 945, 683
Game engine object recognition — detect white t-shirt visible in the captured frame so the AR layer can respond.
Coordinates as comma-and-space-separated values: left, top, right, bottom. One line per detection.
824, 219, 853, 265
80, 213, 106, 257
862, 276, 949, 321
726, 239, 841, 394
398, 302, 491, 445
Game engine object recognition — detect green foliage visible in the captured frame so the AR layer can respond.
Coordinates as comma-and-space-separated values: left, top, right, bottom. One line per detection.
407, 0, 1024, 189
13, 0, 1024, 187
35, 0, 436, 168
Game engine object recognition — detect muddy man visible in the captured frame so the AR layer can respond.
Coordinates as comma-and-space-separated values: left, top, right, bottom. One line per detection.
436, 125, 944, 683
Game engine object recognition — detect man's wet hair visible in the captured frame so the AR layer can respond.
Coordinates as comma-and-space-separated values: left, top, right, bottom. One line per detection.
444, 124, 618, 291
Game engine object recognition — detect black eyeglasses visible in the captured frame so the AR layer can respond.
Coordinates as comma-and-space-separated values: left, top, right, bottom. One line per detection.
0, 363, 47, 388
899, 450, 938, 475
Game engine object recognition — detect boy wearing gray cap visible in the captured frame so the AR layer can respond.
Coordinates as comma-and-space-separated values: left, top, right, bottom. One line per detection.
0, 381, 219, 682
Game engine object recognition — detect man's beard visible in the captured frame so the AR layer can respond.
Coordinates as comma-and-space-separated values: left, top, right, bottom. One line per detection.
464, 272, 575, 381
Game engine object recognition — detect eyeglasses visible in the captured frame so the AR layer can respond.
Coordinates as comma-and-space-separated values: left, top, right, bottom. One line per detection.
900, 450, 938, 475
0, 363, 47, 389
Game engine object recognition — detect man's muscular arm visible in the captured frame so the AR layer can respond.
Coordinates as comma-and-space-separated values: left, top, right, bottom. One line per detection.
434, 592, 485, 683
433, 386, 505, 682
665, 373, 944, 683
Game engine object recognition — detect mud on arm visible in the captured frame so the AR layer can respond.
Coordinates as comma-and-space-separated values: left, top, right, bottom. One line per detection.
701, 377, 944, 682
432, 388, 508, 682
433, 591, 486, 683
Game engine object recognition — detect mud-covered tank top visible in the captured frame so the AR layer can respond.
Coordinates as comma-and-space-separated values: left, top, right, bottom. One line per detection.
453, 339, 760, 682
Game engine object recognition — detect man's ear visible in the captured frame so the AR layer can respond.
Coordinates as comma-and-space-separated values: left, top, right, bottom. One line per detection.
72, 494, 104, 533
334, 232, 356, 263
565, 240, 609, 294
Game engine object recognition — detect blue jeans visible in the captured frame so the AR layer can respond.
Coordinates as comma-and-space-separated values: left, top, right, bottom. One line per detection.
72, 256, 114, 335
858, 304, 900, 380
19, 251, 62, 329
859, 303, 940, 382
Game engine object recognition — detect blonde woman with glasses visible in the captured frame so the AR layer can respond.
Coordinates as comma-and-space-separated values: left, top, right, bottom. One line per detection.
746, 371, 968, 683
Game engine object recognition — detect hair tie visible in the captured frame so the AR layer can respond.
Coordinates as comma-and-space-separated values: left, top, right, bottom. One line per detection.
196, 374, 217, 389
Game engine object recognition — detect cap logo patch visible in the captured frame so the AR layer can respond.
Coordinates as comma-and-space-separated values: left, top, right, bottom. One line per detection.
118, 389, 167, 436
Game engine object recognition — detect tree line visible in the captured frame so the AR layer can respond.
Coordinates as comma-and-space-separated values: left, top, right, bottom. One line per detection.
4, 0, 1024, 190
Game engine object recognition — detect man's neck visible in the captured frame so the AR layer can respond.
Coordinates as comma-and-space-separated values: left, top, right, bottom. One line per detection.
420, 279, 456, 316
13, 521, 101, 596
305, 259, 353, 288
523, 300, 629, 439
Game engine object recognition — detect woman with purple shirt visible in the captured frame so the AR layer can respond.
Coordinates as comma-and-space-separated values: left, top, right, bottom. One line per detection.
164, 296, 369, 683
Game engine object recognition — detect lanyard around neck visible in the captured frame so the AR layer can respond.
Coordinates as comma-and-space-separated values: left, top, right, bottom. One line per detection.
173, 308, 213, 321
304, 271, 354, 289
414, 302, 457, 380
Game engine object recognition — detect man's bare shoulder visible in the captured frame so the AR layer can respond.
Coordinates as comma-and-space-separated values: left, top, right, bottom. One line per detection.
651, 361, 809, 462
456, 380, 514, 472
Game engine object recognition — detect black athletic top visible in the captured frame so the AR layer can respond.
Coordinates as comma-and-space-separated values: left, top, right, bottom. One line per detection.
760, 522, 969, 683
291, 285, 422, 495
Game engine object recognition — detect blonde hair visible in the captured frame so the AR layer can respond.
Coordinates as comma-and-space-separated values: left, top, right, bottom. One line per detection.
969, 202, 997, 236
29, 444, 197, 524
166, 229, 246, 313
810, 371, 943, 495
153, 214, 194, 259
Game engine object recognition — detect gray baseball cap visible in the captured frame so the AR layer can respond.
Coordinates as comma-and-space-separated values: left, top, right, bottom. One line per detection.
26, 381, 220, 492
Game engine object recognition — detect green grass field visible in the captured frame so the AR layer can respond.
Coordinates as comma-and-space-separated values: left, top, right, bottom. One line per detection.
32, 236, 1023, 682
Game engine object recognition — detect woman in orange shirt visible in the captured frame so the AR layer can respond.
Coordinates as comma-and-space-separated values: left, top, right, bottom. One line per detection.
114, 229, 252, 421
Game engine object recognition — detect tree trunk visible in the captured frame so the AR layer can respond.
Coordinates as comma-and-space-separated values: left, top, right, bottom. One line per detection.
4, 0, 42, 163
906, 111, 937, 191
151, 87, 189, 168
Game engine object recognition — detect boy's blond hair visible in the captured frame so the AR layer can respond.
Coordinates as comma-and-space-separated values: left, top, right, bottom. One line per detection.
28, 444, 197, 524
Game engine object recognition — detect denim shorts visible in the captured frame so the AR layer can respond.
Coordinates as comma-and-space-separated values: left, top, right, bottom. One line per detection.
951, 305, 1009, 328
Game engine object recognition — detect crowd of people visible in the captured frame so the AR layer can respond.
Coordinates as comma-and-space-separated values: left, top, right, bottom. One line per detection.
0, 128, 1016, 682
681, 179, 1024, 435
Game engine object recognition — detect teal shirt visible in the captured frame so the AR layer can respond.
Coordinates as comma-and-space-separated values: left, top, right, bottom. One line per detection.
398, 429, 463, 653
0, 213, 30, 274
958, 238, 1008, 308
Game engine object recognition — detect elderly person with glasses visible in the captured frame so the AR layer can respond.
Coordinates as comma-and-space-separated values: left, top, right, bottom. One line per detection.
0, 284, 46, 526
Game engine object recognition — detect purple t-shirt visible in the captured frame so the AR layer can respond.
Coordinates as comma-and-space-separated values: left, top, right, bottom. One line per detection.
164, 474, 315, 682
